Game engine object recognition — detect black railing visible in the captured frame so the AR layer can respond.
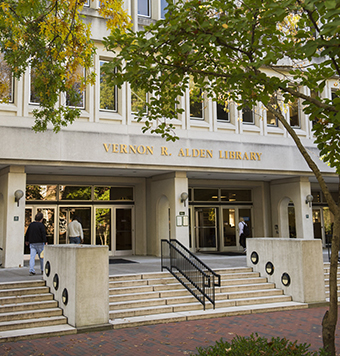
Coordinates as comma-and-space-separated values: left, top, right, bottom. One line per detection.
161, 239, 221, 310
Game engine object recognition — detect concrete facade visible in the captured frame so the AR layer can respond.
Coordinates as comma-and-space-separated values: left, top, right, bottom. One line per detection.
0, 2, 338, 267
44, 245, 109, 328
247, 238, 325, 303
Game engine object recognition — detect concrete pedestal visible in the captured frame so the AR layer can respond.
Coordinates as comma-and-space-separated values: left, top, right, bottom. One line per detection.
247, 238, 325, 303
44, 245, 109, 328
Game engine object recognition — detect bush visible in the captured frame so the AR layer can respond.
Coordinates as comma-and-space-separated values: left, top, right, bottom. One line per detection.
192, 334, 329, 356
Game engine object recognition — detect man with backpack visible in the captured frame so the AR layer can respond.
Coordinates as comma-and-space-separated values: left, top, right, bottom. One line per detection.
238, 217, 250, 252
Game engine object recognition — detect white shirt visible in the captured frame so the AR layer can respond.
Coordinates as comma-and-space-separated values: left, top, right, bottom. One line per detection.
67, 220, 84, 240
238, 221, 245, 236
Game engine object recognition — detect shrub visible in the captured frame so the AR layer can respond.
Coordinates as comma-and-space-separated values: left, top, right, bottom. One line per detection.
192, 334, 329, 356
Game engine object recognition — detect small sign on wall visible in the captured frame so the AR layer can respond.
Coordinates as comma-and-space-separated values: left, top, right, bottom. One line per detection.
14, 216, 19, 221
176, 215, 189, 226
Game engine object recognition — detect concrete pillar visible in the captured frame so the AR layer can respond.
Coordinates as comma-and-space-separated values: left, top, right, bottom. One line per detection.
44, 245, 109, 329
270, 177, 313, 239
147, 172, 189, 256
0, 166, 26, 267
247, 238, 325, 303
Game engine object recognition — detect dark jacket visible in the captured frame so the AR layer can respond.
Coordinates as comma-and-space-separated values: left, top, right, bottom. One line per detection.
25, 221, 47, 244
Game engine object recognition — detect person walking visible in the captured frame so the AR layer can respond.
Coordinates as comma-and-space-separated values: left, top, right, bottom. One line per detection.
238, 217, 248, 252
67, 216, 84, 244
25, 212, 47, 276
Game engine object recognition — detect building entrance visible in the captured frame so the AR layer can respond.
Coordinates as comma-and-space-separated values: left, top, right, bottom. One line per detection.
25, 205, 134, 255
192, 206, 252, 252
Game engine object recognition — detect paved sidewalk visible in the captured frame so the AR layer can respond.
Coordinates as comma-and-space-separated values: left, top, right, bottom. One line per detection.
0, 306, 337, 355
0, 249, 332, 282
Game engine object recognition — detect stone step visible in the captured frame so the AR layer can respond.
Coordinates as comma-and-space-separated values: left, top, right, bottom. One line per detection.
109, 285, 154, 295
0, 324, 76, 343
110, 291, 161, 303
220, 277, 268, 286
0, 300, 58, 314
0, 280, 46, 290
109, 277, 177, 288
0, 286, 50, 298
110, 297, 167, 311
0, 315, 68, 333
218, 282, 276, 293
109, 272, 173, 282
109, 279, 149, 288
110, 302, 308, 330
0, 293, 54, 305
216, 288, 283, 300
215, 267, 253, 274
0, 308, 63, 323
109, 292, 293, 319
216, 272, 260, 280
110, 304, 174, 319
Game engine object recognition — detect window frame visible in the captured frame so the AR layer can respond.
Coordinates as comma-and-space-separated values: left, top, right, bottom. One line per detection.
99, 60, 118, 113
138, 0, 151, 17
242, 104, 254, 124
65, 67, 86, 110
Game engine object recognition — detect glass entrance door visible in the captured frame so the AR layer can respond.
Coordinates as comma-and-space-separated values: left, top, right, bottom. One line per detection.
95, 207, 133, 254
116, 208, 132, 253
195, 207, 218, 251
24, 207, 56, 255
95, 207, 112, 250
222, 208, 236, 248
59, 207, 91, 244
221, 207, 252, 251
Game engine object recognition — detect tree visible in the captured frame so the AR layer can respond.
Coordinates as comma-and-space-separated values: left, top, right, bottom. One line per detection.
103, 0, 340, 354
0, 0, 131, 132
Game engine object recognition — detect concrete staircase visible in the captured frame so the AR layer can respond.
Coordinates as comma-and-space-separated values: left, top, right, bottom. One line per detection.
109, 267, 308, 329
0, 263, 330, 341
324, 262, 340, 301
0, 280, 76, 342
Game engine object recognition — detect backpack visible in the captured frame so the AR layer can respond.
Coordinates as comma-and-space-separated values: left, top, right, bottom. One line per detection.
243, 222, 250, 237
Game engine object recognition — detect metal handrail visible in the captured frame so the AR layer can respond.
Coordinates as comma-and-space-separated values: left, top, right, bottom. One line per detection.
161, 239, 221, 310
170, 239, 221, 287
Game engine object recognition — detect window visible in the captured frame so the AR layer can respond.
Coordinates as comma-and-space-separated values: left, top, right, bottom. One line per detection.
0, 53, 13, 103
193, 189, 218, 202
100, 60, 117, 112
189, 77, 204, 119
138, 0, 150, 17
221, 190, 252, 202
242, 104, 254, 124
66, 66, 85, 109
267, 96, 279, 126
84, 0, 90, 6
289, 96, 300, 127
161, 0, 168, 18
217, 102, 229, 122
59, 186, 91, 200
131, 87, 148, 114
29, 66, 40, 104
26, 185, 57, 200
94, 187, 133, 201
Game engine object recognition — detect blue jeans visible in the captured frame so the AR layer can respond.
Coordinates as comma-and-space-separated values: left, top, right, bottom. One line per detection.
70, 236, 81, 244
29, 243, 45, 273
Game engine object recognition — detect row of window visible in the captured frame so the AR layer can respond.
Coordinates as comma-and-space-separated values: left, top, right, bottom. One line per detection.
1, 51, 337, 129
26, 185, 134, 201
189, 189, 252, 202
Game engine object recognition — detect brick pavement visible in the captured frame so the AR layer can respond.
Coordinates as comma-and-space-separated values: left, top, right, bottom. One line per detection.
0, 306, 339, 356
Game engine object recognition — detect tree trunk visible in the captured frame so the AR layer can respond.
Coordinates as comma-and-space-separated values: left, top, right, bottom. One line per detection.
264, 103, 339, 354
322, 212, 340, 356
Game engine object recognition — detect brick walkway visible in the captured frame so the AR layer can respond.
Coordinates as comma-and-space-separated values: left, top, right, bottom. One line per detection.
1, 306, 339, 356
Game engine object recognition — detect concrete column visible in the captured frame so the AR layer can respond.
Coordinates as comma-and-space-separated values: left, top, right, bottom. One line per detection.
270, 177, 313, 239
247, 238, 325, 303
44, 245, 109, 329
0, 166, 26, 267
147, 172, 189, 256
